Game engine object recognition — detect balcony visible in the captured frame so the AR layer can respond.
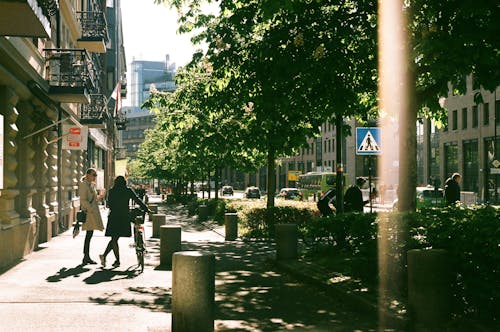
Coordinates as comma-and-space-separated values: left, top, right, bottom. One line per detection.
115, 110, 127, 130
80, 94, 108, 128
77, 9, 108, 53
0, 0, 57, 38
45, 49, 95, 104
120, 81, 127, 98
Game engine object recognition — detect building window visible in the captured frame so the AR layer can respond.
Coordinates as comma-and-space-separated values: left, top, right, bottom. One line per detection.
462, 107, 467, 129
444, 142, 458, 179
472, 105, 478, 128
463, 140, 478, 192
452, 110, 458, 130
484, 103, 490, 125
496, 100, 500, 124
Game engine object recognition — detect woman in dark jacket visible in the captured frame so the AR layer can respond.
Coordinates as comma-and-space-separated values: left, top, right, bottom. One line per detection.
99, 176, 150, 267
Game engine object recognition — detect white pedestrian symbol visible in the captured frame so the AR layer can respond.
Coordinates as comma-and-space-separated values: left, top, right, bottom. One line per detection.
358, 131, 380, 152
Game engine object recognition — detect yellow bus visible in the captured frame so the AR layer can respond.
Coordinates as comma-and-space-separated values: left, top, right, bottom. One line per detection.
298, 172, 348, 200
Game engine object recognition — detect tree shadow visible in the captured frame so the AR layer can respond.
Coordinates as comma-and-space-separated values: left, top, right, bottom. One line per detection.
89, 286, 171, 312
83, 265, 140, 284
46, 264, 91, 282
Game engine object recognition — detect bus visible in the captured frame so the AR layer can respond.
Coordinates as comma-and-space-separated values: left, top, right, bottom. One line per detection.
298, 172, 348, 200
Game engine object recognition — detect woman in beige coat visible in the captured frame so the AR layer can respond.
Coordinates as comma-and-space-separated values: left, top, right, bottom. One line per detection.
79, 168, 104, 265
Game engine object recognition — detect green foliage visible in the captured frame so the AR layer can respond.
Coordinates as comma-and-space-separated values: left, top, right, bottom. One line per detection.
408, 205, 500, 320
237, 203, 499, 322
238, 204, 316, 240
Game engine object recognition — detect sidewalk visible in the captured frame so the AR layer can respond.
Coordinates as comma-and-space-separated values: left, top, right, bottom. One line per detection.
0, 200, 382, 331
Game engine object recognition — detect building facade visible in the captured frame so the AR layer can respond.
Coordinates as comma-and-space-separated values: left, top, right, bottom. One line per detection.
420, 78, 500, 203
0, 0, 126, 270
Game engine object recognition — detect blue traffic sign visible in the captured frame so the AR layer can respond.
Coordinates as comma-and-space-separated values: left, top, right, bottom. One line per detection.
356, 127, 381, 155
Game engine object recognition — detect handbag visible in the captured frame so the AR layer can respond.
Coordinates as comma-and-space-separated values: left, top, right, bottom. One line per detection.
76, 210, 87, 223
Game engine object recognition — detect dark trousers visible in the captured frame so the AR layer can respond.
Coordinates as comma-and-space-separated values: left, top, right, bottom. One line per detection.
83, 230, 94, 257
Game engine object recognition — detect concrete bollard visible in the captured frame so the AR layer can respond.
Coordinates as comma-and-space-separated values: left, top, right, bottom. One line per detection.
407, 249, 451, 331
160, 225, 181, 267
275, 223, 298, 260
224, 212, 238, 241
148, 204, 158, 220
152, 214, 166, 238
172, 251, 215, 332
198, 204, 208, 222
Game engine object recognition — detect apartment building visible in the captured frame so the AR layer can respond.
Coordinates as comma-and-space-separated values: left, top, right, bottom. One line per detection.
0, 0, 126, 270
420, 78, 500, 202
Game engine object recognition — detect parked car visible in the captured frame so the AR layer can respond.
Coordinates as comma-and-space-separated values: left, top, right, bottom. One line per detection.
393, 186, 444, 210
244, 186, 261, 199
277, 188, 302, 200
221, 185, 234, 196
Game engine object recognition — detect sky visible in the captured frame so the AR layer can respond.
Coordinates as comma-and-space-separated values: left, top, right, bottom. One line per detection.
121, 0, 199, 69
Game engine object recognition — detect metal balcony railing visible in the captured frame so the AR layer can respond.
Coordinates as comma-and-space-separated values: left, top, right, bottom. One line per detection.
45, 48, 96, 103
80, 94, 108, 128
77, 7, 108, 53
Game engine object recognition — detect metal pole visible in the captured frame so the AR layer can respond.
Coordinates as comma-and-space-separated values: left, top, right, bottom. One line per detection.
495, 90, 498, 203
369, 156, 373, 213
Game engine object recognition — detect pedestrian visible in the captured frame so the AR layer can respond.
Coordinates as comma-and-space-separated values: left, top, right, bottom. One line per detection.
99, 176, 150, 268
444, 172, 461, 205
317, 187, 336, 217
344, 177, 369, 212
79, 168, 105, 265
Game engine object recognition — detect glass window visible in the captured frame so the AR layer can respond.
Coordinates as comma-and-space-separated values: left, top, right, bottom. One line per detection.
484, 103, 490, 125
472, 105, 478, 128
452, 110, 458, 130
444, 142, 458, 180
496, 100, 500, 124
463, 140, 478, 192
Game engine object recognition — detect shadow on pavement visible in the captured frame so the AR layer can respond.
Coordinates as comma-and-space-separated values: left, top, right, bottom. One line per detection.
83, 266, 140, 284
89, 286, 171, 312
46, 264, 91, 282
82, 203, 380, 331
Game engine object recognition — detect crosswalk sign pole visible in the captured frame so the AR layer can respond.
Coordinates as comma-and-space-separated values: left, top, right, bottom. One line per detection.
369, 156, 372, 213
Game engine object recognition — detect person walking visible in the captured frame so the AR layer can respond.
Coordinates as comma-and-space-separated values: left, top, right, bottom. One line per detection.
99, 176, 150, 268
79, 168, 105, 265
344, 177, 369, 212
444, 172, 461, 205
317, 187, 337, 217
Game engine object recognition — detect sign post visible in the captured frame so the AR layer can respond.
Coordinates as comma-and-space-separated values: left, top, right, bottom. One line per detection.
356, 127, 382, 212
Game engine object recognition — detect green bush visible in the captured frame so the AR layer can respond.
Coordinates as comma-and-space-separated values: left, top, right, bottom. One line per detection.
239, 205, 315, 240
408, 205, 500, 322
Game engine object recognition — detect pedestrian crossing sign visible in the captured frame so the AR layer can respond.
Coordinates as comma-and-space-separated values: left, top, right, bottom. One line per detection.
356, 127, 381, 155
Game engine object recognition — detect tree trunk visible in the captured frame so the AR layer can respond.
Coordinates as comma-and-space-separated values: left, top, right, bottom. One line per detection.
214, 166, 220, 200
267, 147, 276, 209
335, 115, 344, 214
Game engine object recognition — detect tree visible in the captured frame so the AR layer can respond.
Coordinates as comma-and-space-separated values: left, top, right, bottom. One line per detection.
161, 0, 379, 208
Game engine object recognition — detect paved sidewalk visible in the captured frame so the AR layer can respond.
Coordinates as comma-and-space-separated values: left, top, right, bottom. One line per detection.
0, 200, 382, 331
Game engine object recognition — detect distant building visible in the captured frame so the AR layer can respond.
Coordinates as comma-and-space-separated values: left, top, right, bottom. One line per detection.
122, 56, 176, 158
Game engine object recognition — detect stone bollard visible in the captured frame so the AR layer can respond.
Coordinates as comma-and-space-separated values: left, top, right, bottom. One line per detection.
275, 223, 298, 260
198, 204, 208, 222
172, 251, 215, 332
148, 204, 158, 221
224, 212, 238, 241
407, 249, 451, 331
160, 225, 181, 267
152, 214, 166, 238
